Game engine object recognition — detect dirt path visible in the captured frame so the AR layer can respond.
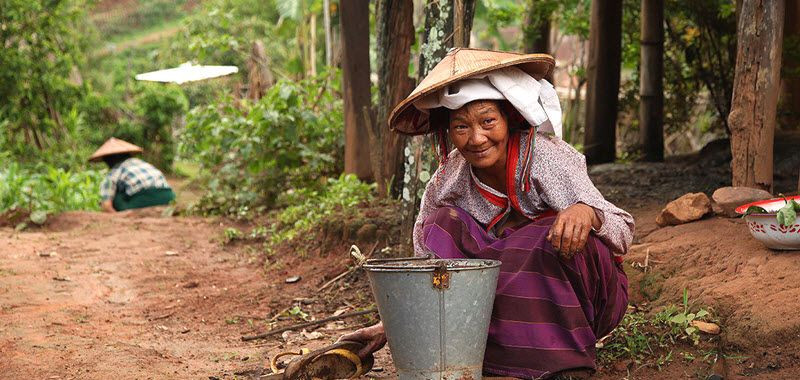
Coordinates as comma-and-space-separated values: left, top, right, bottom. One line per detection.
0, 210, 389, 379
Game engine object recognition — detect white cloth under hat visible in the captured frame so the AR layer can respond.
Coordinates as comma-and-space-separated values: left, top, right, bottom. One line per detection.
413, 67, 563, 139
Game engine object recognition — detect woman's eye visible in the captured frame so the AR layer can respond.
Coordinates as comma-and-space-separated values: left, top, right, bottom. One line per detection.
452, 124, 467, 130
483, 118, 495, 125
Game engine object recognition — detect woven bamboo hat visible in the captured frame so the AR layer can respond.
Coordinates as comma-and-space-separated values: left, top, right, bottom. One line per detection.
389, 48, 555, 136
88, 137, 143, 162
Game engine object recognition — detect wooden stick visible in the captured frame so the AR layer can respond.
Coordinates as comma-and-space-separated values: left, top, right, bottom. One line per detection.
319, 241, 380, 292
241, 308, 377, 342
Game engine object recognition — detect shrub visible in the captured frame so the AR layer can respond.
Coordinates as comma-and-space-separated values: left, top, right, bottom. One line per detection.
180, 73, 343, 218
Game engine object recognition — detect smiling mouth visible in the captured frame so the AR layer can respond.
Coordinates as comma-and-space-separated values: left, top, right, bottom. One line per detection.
467, 147, 492, 157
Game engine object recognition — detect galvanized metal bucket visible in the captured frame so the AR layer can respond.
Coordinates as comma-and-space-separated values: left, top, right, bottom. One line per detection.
364, 257, 501, 380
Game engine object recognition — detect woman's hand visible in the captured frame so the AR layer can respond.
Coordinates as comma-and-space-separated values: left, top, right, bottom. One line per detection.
547, 203, 601, 258
337, 322, 386, 359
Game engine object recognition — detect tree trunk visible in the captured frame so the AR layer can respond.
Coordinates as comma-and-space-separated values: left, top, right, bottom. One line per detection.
584, 0, 623, 164
523, 0, 551, 54
453, 0, 476, 48
728, 0, 784, 192
310, 13, 317, 76
323, 0, 332, 67
375, 0, 415, 197
418, 0, 454, 80
340, 0, 373, 180
247, 41, 275, 100
639, 0, 664, 162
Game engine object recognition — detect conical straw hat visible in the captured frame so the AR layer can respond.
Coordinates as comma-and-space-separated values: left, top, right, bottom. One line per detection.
88, 137, 143, 162
389, 48, 555, 135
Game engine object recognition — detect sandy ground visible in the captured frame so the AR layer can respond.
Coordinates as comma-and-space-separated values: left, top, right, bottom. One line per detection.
0, 209, 394, 379
3, 205, 800, 379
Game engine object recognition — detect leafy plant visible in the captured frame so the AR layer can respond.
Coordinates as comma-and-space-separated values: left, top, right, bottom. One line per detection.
665, 289, 710, 345
0, 162, 105, 227
223, 227, 244, 243
288, 305, 310, 321
777, 199, 800, 227
180, 73, 343, 219
267, 174, 375, 246
741, 205, 768, 216
597, 290, 714, 365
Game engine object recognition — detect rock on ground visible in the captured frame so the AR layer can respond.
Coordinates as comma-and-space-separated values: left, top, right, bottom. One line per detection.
656, 192, 712, 227
712, 186, 773, 217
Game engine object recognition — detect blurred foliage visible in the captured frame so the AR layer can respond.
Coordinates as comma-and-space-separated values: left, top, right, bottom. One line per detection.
0, 0, 92, 158
169, 0, 330, 80
180, 73, 343, 218
0, 161, 104, 227
619, 0, 737, 154
92, 0, 188, 40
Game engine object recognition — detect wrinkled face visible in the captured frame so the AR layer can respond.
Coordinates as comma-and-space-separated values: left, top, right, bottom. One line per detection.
447, 100, 510, 170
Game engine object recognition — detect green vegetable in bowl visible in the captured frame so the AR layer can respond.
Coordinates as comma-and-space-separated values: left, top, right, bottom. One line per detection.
742, 205, 768, 216
777, 200, 800, 227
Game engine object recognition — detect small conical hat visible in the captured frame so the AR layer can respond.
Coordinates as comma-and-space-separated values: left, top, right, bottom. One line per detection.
389, 48, 555, 135
88, 137, 143, 162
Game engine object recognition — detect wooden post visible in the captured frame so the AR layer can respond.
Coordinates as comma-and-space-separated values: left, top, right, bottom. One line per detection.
728, 0, 784, 192
783, 0, 800, 128
375, 0, 415, 197
340, 0, 373, 180
639, 0, 664, 162
584, 0, 623, 164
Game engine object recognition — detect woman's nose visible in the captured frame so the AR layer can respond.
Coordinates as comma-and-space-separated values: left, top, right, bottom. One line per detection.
468, 128, 488, 145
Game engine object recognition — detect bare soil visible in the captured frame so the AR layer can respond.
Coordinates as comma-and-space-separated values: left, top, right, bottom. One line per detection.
2, 135, 800, 379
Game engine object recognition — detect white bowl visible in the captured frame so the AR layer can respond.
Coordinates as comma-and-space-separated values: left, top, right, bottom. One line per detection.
736, 195, 800, 250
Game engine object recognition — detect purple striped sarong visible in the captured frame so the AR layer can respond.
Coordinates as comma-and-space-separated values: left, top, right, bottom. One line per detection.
421, 206, 628, 379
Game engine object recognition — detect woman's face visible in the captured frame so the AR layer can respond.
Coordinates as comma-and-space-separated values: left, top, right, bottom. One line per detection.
447, 100, 510, 171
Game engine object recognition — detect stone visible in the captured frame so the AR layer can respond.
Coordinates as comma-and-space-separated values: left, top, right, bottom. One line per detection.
356, 223, 378, 242
656, 192, 712, 227
712, 186, 773, 217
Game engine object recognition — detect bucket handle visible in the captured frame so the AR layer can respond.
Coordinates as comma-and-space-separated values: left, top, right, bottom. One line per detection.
363, 253, 432, 265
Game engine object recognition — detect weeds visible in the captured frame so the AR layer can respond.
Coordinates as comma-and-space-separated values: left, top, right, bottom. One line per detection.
597, 290, 715, 367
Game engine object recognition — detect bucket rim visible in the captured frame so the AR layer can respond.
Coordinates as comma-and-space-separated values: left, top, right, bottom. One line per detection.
363, 257, 501, 272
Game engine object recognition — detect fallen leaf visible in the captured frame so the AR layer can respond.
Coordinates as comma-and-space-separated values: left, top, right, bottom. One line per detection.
691, 320, 721, 335
332, 308, 350, 317
300, 329, 324, 340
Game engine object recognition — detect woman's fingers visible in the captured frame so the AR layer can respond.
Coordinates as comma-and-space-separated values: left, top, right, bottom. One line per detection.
563, 223, 577, 256
548, 216, 565, 251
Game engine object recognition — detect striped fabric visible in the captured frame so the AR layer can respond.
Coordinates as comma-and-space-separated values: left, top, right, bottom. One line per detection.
99, 158, 171, 201
421, 206, 628, 379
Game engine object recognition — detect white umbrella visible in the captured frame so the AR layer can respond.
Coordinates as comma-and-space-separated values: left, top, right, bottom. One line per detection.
135, 62, 238, 84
